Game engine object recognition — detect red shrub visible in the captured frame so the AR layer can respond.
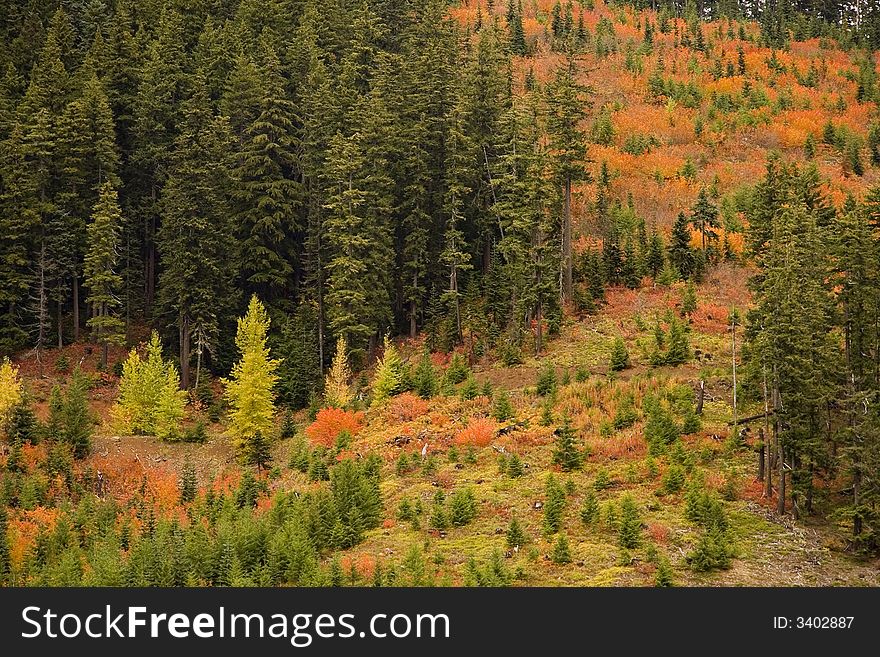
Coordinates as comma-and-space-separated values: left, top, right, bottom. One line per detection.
305, 407, 365, 448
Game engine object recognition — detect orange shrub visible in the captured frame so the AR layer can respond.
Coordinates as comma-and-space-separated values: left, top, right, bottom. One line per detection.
585, 430, 646, 460
305, 407, 365, 448
388, 392, 430, 422
454, 416, 497, 447
647, 523, 670, 544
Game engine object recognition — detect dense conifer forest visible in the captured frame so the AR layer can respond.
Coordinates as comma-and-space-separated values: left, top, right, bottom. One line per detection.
1, 0, 879, 586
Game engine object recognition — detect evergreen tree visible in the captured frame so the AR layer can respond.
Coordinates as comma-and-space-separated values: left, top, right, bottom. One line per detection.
681, 282, 697, 318
551, 533, 572, 564
618, 494, 642, 549
655, 557, 674, 586
507, 0, 527, 55
229, 43, 302, 308
506, 516, 527, 549
132, 7, 188, 314
180, 458, 197, 504
580, 489, 599, 526
665, 317, 691, 365
646, 228, 665, 278
690, 187, 719, 257
414, 352, 438, 399
246, 430, 273, 472
83, 182, 125, 368
63, 369, 93, 458
546, 52, 589, 304
609, 337, 630, 371
493, 389, 515, 422
552, 415, 583, 471
44, 384, 65, 441
275, 302, 322, 410
543, 474, 566, 535
157, 74, 236, 390
668, 212, 694, 279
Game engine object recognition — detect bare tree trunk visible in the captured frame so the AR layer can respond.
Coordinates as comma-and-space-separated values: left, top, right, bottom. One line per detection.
57, 287, 63, 348
853, 466, 862, 537
562, 175, 572, 304
804, 458, 813, 515
536, 300, 543, 355
731, 316, 738, 432
450, 265, 461, 344
695, 379, 705, 415
762, 366, 773, 498
72, 276, 80, 341
194, 326, 203, 394
777, 442, 786, 515
757, 433, 765, 483
145, 189, 157, 313
179, 314, 190, 389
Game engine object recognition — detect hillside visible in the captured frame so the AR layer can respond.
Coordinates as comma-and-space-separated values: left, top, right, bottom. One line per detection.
2, 1, 880, 587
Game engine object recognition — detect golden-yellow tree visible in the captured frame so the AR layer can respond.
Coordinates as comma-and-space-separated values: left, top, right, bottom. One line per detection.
0, 358, 22, 427
111, 331, 186, 440
224, 295, 280, 459
324, 336, 353, 408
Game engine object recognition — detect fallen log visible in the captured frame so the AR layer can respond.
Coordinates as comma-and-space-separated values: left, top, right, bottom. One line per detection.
727, 409, 776, 426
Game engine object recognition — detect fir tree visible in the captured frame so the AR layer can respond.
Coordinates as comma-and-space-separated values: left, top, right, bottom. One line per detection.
83, 182, 125, 368
655, 557, 674, 586
275, 303, 322, 410
506, 516, 527, 549
668, 212, 695, 279
646, 228, 665, 278
536, 361, 558, 396
546, 52, 589, 304
644, 399, 681, 455
157, 73, 236, 390
552, 415, 583, 471
230, 43, 302, 308
690, 187, 719, 257
63, 369, 93, 458
247, 430, 273, 472
551, 533, 572, 564
543, 474, 566, 535
609, 337, 630, 371
665, 317, 691, 365
414, 352, 438, 399
493, 389, 515, 422
681, 282, 697, 318
179, 457, 197, 504
618, 494, 642, 549
580, 489, 599, 525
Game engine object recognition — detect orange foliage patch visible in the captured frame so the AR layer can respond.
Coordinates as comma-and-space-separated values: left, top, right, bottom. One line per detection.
305, 407, 365, 448
647, 523, 670, 544
585, 430, 646, 461
454, 416, 497, 447
388, 392, 430, 422
341, 553, 377, 581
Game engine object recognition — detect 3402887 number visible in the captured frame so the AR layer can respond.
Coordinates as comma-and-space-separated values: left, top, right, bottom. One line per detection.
796, 617, 854, 629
